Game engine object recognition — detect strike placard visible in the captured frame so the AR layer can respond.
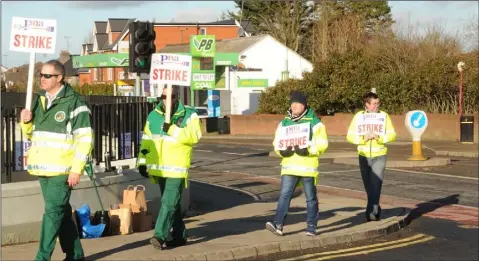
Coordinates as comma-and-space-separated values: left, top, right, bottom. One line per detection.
10, 17, 57, 54
150, 53, 192, 86
274, 122, 311, 151
356, 113, 386, 135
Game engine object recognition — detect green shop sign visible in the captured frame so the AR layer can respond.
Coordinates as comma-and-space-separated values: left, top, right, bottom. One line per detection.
190, 35, 216, 57
72, 54, 129, 68
191, 57, 215, 90
238, 79, 269, 88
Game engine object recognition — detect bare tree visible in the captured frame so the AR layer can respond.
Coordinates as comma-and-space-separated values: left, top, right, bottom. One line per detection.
463, 15, 478, 51
84, 29, 94, 44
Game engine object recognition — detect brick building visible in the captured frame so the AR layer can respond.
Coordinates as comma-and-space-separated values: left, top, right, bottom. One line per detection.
78, 18, 253, 86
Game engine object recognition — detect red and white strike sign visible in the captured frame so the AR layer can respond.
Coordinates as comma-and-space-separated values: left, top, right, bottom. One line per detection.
149, 53, 192, 86
356, 113, 386, 135
9, 17, 57, 54
274, 122, 311, 151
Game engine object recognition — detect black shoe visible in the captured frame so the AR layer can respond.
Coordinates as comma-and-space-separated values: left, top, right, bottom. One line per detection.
150, 237, 165, 250
63, 256, 85, 261
165, 238, 187, 248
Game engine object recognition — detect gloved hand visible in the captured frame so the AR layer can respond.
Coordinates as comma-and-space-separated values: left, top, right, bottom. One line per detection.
163, 122, 171, 133
294, 145, 310, 156
138, 165, 149, 178
279, 146, 294, 157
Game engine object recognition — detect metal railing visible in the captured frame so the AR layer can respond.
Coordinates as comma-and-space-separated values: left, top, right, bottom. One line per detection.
1, 93, 154, 183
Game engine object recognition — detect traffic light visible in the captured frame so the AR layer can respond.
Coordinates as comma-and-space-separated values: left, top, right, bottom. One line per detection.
129, 21, 156, 73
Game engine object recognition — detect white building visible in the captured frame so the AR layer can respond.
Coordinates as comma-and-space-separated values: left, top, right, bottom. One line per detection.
160, 34, 313, 115
228, 35, 312, 115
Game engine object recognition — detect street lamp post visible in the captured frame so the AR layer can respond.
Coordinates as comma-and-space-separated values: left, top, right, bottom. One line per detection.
457, 61, 465, 116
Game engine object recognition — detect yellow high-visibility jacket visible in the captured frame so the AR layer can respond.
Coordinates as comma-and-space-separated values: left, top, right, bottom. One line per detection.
273, 108, 328, 185
20, 84, 94, 176
137, 101, 202, 187
346, 110, 396, 157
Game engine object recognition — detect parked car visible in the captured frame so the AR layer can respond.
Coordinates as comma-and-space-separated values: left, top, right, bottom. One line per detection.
195, 107, 209, 119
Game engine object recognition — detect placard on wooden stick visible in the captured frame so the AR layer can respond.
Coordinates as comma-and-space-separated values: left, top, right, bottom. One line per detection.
149, 53, 192, 123
9, 17, 57, 110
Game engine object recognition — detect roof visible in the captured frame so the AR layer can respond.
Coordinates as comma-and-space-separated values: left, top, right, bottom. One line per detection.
77, 68, 90, 73
208, 19, 254, 33
94, 21, 107, 34
159, 34, 267, 54
95, 33, 108, 51
104, 18, 135, 50
86, 44, 93, 52
108, 18, 131, 32
63, 56, 79, 77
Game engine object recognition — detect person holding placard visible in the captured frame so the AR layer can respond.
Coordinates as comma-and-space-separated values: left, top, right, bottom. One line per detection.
19, 60, 93, 261
137, 87, 202, 250
346, 92, 396, 222
265, 91, 328, 237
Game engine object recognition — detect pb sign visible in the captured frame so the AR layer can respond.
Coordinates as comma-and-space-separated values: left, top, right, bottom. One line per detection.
190, 35, 215, 57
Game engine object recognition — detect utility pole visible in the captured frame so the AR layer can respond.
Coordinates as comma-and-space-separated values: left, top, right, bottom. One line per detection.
3, 54, 8, 67
64, 36, 71, 52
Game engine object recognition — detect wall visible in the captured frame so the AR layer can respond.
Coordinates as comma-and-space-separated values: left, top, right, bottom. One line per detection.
153, 25, 239, 51
1, 170, 190, 246
227, 112, 479, 142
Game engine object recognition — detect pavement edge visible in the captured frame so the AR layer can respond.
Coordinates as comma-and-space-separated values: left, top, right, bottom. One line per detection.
173, 202, 409, 261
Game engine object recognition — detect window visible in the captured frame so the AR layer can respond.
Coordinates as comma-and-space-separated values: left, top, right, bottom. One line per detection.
200, 28, 206, 35
93, 68, 97, 81
200, 57, 214, 70
108, 68, 113, 81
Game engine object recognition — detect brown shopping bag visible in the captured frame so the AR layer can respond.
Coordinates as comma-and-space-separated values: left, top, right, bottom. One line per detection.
132, 212, 153, 233
123, 185, 147, 213
109, 205, 133, 235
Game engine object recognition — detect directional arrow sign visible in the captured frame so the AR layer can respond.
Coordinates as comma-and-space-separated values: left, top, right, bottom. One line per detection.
410, 111, 427, 129
405, 110, 428, 141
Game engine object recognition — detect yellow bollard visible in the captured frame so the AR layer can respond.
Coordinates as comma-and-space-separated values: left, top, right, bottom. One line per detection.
408, 140, 427, 161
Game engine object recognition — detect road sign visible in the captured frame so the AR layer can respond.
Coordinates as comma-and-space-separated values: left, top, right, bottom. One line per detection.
405, 110, 428, 161
10, 17, 57, 54
410, 111, 427, 129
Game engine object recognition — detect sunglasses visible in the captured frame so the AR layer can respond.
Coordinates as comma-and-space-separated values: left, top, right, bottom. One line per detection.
160, 95, 177, 99
40, 73, 59, 79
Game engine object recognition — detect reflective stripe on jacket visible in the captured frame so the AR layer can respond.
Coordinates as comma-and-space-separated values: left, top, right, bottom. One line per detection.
273, 109, 328, 185
346, 110, 396, 157
20, 84, 93, 176
136, 101, 202, 187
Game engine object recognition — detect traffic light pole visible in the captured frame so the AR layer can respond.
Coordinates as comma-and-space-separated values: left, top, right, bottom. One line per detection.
136, 73, 141, 96
190, 87, 195, 107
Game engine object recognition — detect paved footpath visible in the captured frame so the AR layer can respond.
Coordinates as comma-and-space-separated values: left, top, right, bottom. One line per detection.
2, 170, 408, 261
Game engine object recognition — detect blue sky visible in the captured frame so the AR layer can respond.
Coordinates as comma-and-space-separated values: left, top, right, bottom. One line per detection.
1, 1, 477, 68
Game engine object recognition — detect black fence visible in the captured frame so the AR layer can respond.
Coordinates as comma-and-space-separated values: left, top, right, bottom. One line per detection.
1, 92, 154, 183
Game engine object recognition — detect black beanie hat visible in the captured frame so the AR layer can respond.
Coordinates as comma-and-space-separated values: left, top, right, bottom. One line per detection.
290, 90, 307, 107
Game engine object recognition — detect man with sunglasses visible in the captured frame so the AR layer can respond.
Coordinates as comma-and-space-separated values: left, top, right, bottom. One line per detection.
346, 92, 396, 222
137, 87, 202, 250
19, 60, 93, 261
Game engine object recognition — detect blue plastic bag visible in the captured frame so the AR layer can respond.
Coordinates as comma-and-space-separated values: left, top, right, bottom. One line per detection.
76, 204, 105, 239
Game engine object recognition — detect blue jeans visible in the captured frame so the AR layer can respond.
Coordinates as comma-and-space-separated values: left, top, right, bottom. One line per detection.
273, 175, 319, 232
359, 155, 387, 215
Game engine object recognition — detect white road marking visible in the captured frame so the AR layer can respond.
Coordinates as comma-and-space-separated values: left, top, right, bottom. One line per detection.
222, 152, 248, 156
196, 149, 213, 152
386, 168, 479, 181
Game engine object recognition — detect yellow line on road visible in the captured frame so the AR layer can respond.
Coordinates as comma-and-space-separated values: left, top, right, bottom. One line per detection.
284, 233, 435, 261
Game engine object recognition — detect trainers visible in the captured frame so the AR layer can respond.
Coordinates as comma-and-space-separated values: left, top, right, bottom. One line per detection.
265, 222, 283, 236
305, 231, 316, 236
150, 237, 165, 250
